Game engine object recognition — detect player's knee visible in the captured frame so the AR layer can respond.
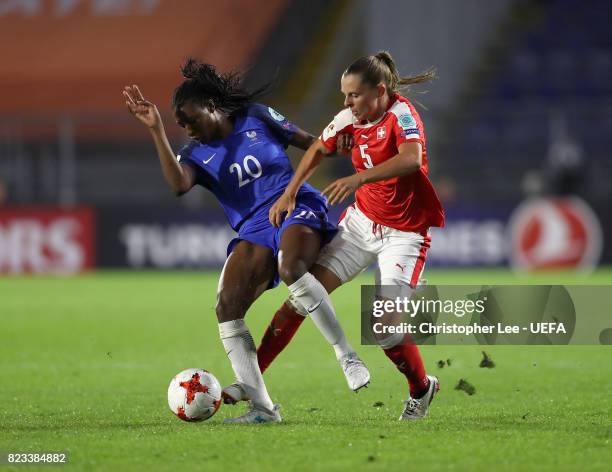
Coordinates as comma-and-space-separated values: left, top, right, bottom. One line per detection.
278, 257, 308, 286
215, 290, 247, 322
376, 332, 405, 349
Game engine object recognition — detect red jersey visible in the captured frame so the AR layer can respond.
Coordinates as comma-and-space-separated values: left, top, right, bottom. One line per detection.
319, 93, 444, 233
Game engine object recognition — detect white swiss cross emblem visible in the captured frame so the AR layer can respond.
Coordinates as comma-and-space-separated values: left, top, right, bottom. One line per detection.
377, 126, 386, 140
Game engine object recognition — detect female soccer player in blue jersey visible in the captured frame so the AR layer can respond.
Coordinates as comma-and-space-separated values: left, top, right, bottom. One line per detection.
123, 59, 369, 424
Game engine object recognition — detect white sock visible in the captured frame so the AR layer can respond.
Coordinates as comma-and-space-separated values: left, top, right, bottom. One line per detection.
218, 319, 274, 411
288, 272, 353, 360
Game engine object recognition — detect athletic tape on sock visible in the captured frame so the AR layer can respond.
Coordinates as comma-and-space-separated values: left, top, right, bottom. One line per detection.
218, 319, 247, 339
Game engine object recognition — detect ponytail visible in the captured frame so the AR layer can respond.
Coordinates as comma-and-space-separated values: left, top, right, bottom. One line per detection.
346, 51, 437, 94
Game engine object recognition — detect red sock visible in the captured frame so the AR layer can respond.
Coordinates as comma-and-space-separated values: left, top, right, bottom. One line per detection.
257, 302, 305, 374
383, 337, 429, 397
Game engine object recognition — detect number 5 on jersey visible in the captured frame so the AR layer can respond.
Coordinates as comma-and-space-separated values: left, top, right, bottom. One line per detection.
359, 144, 373, 169
229, 155, 263, 187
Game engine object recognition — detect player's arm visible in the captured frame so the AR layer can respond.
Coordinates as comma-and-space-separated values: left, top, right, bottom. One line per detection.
358, 141, 422, 184
323, 142, 422, 205
258, 105, 351, 156
290, 128, 353, 156
289, 128, 316, 150
269, 139, 332, 227
123, 85, 195, 196
286, 139, 333, 196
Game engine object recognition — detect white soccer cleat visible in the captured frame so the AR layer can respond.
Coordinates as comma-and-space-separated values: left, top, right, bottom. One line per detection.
399, 375, 440, 420
223, 404, 282, 424
339, 352, 371, 391
221, 383, 249, 405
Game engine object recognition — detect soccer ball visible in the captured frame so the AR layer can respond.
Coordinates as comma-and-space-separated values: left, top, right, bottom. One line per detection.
167, 368, 222, 422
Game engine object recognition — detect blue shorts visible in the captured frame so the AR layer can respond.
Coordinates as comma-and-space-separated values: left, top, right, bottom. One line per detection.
227, 192, 337, 289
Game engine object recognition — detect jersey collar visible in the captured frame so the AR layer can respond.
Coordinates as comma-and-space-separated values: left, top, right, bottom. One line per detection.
357, 93, 400, 126
354, 93, 400, 128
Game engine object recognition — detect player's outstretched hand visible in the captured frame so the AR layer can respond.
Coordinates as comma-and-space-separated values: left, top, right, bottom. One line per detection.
336, 133, 354, 156
322, 174, 364, 205
123, 85, 162, 130
269, 192, 296, 228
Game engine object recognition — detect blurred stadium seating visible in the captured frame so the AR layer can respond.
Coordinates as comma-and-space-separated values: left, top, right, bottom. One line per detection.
435, 0, 612, 204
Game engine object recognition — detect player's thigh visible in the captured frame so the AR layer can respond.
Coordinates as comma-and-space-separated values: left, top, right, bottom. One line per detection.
373, 237, 425, 345
216, 240, 275, 322
277, 224, 322, 285
376, 233, 429, 289
316, 228, 376, 288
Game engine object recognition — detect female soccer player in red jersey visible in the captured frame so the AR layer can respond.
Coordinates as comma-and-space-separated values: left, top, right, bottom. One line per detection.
225, 51, 445, 420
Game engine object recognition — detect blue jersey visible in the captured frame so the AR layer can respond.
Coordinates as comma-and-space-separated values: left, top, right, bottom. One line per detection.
177, 104, 322, 230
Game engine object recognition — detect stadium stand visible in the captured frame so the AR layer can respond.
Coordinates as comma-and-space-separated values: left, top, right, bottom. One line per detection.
437, 0, 612, 203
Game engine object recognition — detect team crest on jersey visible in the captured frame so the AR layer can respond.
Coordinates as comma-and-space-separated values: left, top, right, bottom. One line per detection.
376, 126, 386, 140
398, 113, 417, 130
268, 107, 285, 122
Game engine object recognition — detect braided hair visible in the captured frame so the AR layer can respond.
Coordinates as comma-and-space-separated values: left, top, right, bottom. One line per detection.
172, 58, 272, 114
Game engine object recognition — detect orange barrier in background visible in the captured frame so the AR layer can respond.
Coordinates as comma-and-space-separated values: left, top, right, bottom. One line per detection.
0, 0, 288, 113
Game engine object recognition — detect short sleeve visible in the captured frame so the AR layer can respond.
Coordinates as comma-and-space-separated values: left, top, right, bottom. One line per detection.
319, 108, 354, 152
176, 141, 208, 187
176, 142, 196, 163
249, 104, 298, 146
392, 109, 422, 147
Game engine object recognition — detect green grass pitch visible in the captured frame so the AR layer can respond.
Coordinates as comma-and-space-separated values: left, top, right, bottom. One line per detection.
1, 269, 611, 471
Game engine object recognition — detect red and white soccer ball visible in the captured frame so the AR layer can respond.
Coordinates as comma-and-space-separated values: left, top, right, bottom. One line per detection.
167, 368, 222, 422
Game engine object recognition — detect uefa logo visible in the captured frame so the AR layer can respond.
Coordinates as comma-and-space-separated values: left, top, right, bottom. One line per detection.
508, 197, 603, 272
